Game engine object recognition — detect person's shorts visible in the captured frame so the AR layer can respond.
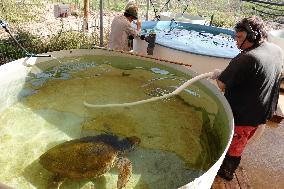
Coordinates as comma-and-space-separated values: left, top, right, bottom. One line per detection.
228, 125, 258, 157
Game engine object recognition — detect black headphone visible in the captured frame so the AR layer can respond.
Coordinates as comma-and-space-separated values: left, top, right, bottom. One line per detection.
243, 21, 260, 43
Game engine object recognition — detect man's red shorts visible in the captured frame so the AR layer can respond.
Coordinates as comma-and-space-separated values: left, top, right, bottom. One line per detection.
228, 126, 258, 157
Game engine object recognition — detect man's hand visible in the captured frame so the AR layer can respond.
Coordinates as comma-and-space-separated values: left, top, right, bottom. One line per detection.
217, 80, 226, 92
136, 19, 141, 31
210, 69, 225, 91
210, 69, 222, 80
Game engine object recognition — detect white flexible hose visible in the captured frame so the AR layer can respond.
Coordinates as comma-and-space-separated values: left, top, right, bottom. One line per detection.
84, 72, 214, 108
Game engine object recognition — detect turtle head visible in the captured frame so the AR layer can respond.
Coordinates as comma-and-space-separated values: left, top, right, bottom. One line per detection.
126, 136, 141, 146
119, 136, 141, 153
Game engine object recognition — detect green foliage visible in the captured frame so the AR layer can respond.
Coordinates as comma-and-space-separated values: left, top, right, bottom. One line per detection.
210, 12, 238, 28
17, 31, 45, 52
240, 1, 284, 21
44, 31, 93, 51
0, 0, 44, 24
0, 31, 43, 63
70, 10, 80, 17
0, 30, 98, 65
0, 40, 23, 63
111, 1, 125, 12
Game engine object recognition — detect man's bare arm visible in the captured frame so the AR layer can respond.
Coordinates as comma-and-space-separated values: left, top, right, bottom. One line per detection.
217, 79, 226, 92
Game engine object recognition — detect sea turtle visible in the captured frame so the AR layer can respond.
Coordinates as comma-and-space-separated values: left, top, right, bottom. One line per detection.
39, 134, 141, 189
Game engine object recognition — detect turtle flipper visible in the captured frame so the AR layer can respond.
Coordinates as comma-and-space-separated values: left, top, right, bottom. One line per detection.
93, 175, 107, 189
47, 175, 65, 189
114, 157, 132, 189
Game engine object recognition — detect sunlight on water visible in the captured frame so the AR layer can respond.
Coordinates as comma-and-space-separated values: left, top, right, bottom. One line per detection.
0, 55, 228, 189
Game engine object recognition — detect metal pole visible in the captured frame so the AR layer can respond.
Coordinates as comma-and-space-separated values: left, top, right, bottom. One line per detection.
99, 0, 104, 47
146, 0, 150, 21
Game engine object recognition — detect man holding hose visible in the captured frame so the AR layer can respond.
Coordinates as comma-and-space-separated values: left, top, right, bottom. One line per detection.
211, 16, 283, 181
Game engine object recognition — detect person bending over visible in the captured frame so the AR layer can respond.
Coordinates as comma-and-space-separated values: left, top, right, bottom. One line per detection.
108, 3, 141, 51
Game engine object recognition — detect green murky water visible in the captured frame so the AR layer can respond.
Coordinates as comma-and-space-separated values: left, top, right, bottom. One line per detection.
0, 55, 229, 189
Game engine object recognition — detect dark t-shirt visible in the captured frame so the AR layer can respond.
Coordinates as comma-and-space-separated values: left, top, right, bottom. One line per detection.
218, 41, 283, 126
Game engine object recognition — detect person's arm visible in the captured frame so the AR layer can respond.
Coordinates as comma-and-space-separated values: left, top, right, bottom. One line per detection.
216, 79, 226, 92
125, 20, 140, 38
210, 69, 226, 92
136, 19, 141, 32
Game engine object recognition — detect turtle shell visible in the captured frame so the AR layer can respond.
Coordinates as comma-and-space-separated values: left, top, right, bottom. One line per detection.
39, 139, 119, 179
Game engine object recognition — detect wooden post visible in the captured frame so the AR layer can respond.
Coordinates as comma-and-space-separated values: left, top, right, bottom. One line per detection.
146, 0, 150, 21
83, 0, 89, 32
99, 0, 104, 47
